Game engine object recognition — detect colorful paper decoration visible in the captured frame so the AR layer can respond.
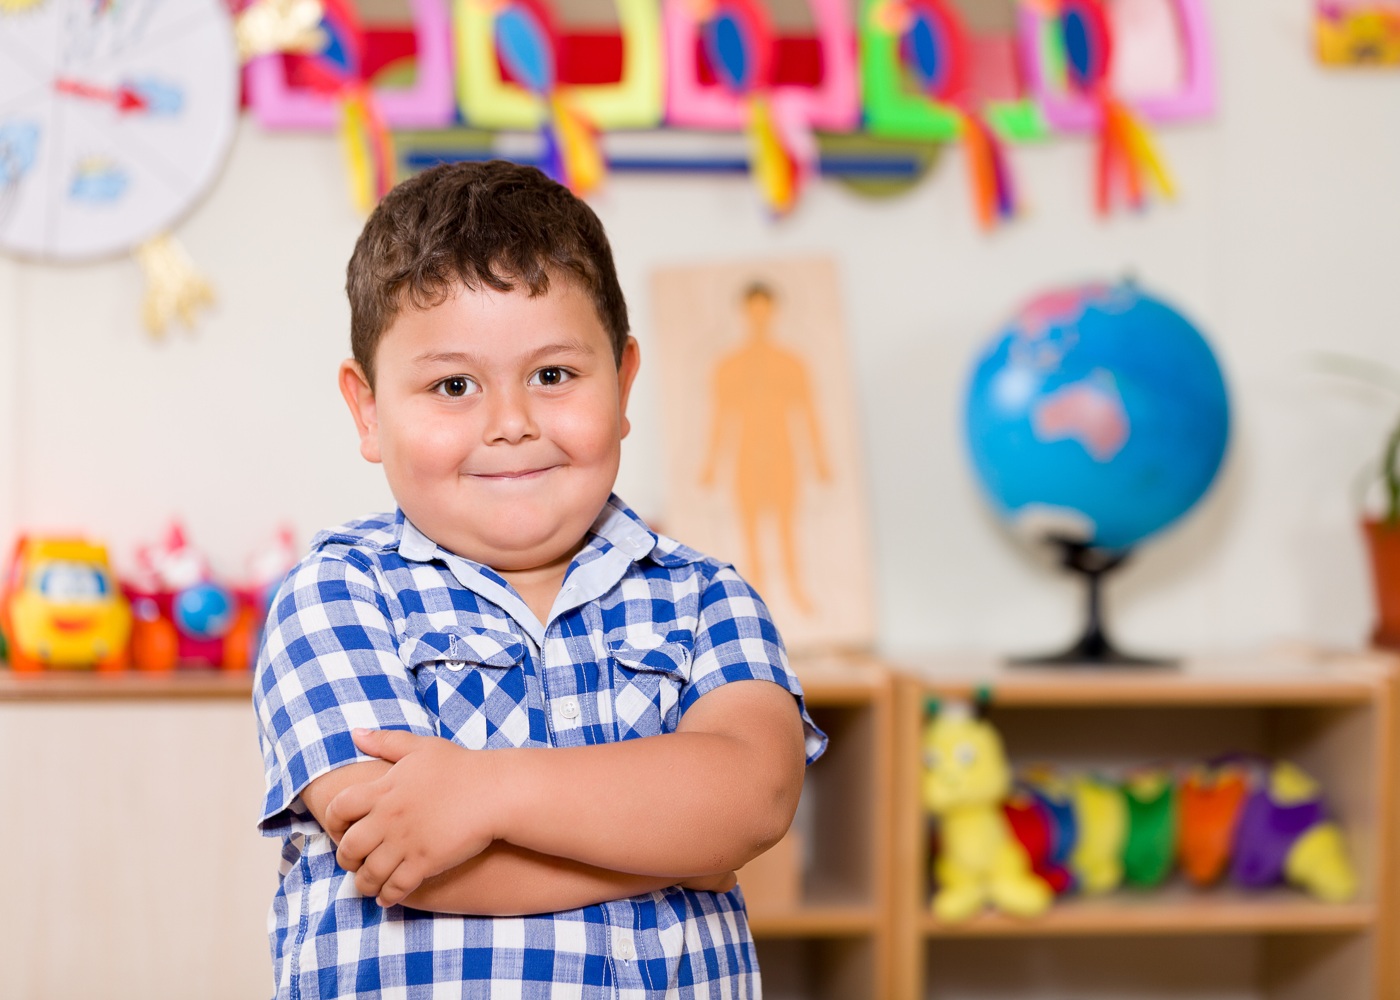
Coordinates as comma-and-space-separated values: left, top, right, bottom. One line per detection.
664, 0, 859, 214
861, 0, 1045, 141
1019, 0, 1207, 215
250, 0, 427, 210
455, 0, 661, 194
1315, 2, 1400, 65
862, 0, 1030, 228
246, 0, 457, 130
1019, 0, 1215, 129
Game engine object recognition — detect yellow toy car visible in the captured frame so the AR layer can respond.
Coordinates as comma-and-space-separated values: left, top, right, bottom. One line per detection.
1, 537, 132, 672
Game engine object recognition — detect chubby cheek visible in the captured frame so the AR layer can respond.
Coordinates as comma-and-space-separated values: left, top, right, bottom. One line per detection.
547, 396, 623, 467
386, 413, 478, 481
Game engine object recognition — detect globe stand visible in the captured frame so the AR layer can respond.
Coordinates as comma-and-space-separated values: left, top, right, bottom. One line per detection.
1011, 538, 1176, 668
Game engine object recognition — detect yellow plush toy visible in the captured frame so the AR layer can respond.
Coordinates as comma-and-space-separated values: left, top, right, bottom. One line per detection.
1068, 774, 1128, 895
922, 700, 1052, 922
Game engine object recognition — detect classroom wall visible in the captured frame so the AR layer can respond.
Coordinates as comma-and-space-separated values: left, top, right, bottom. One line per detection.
3, 0, 1400, 661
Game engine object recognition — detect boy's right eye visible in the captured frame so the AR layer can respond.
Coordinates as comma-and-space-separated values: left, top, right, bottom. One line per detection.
433, 376, 478, 398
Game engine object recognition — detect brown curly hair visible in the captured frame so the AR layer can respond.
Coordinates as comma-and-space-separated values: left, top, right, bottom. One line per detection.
345, 160, 630, 386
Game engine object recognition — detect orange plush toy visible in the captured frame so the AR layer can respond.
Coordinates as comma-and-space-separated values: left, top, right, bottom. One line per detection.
1177, 762, 1250, 886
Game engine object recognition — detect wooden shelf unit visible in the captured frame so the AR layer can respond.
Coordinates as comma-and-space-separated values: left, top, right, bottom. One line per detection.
747, 653, 895, 1000
891, 648, 1399, 1000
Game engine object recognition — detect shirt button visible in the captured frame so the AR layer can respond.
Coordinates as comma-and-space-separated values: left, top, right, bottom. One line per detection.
559, 698, 580, 720
615, 935, 636, 961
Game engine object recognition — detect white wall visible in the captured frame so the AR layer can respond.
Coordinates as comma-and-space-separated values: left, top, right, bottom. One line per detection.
2, 0, 1398, 658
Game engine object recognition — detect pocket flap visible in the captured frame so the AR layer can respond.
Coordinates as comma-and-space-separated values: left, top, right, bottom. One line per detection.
608, 634, 692, 680
399, 627, 526, 671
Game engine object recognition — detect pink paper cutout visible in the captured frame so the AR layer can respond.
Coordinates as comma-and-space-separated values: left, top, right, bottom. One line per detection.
246, 0, 456, 130
1018, 0, 1215, 131
663, 0, 859, 133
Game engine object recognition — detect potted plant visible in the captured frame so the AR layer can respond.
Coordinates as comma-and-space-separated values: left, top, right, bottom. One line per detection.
1318, 354, 1400, 647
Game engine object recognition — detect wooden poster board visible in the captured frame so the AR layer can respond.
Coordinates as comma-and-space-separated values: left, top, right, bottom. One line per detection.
650, 257, 875, 653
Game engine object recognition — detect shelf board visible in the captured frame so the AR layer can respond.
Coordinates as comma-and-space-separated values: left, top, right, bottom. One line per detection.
749, 903, 879, 938
922, 888, 1376, 938
790, 651, 892, 706
892, 646, 1394, 706
0, 668, 253, 701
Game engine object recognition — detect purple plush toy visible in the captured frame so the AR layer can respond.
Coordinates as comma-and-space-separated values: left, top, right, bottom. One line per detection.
1229, 762, 1357, 901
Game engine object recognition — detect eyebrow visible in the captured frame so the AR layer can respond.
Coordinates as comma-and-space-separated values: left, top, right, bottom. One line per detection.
411, 339, 597, 370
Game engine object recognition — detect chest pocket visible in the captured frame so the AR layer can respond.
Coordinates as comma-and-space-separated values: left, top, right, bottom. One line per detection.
608, 636, 692, 740
400, 628, 531, 749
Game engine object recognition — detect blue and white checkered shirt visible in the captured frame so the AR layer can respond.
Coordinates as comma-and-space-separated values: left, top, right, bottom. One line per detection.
254, 495, 826, 999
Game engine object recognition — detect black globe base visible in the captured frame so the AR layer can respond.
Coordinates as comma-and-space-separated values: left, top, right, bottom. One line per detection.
1009, 538, 1177, 669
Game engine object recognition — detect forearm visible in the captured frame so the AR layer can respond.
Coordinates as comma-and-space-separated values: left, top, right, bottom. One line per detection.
493, 687, 804, 877
402, 843, 683, 916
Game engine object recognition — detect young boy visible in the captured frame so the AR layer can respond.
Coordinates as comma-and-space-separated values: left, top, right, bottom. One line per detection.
253, 160, 826, 999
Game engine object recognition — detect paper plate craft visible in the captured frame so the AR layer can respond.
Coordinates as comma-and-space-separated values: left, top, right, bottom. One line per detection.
456, 0, 661, 194
664, 0, 859, 215
245, 0, 455, 128
860, 0, 1041, 228
1019, 0, 1213, 215
245, 0, 456, 210
1315, 2, 1400, 65
0, 0, 238, 334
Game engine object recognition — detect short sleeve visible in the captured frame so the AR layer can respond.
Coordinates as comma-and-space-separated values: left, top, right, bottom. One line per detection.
253, 550, 436, 837
683, 566, 827, 765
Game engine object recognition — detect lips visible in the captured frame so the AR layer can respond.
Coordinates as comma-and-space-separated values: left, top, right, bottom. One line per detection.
470, 466, 555, 480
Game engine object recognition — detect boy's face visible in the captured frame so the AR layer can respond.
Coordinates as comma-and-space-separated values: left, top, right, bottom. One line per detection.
340, 279, 640, 572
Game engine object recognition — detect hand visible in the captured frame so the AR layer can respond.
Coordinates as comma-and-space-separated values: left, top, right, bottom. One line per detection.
325, 728, 503, 907
679, 871, 738, 894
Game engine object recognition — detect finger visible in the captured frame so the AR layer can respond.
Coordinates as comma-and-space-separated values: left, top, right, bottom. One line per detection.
376, 861, 427, 909
336, 818, 385, 874
352, 727, 424, 764
326, 782, 378, 831
354, 843, 406, 900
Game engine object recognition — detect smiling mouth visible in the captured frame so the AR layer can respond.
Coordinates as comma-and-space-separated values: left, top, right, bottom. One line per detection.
471, 467, 556, 481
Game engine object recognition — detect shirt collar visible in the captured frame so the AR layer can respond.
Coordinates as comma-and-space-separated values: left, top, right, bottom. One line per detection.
397, 495, 658, 566
394, 496, 663, 647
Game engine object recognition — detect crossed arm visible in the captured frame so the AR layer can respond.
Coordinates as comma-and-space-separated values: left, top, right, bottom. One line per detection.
299, 679, 807, 915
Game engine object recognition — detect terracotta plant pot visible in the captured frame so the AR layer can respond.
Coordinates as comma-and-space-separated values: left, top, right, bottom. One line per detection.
1362, 519, 1400, 648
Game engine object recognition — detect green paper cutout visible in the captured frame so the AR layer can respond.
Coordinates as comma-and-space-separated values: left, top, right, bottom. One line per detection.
858, 0, 1047, 143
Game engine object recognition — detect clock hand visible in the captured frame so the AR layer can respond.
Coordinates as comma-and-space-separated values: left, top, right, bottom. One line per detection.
54, 78, 151, 114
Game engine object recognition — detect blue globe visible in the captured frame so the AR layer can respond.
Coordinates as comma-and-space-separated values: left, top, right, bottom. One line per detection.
174, 582, 234, 639
964, 282, 1230, 552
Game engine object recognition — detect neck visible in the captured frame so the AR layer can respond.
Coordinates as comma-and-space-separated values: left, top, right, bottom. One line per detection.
497, 543, 583, 626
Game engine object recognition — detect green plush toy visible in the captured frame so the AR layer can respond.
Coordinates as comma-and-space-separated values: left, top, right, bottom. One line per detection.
1122, 770, 1177, 887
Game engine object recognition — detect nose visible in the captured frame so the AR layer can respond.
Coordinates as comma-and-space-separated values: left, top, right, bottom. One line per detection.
482, 384, 539, 445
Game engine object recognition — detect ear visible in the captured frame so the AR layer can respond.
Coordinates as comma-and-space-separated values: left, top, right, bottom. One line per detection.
339, 359, 382, 464
617, 337, 641, 440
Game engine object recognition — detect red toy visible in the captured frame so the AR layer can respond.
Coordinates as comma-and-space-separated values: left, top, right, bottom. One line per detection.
124, 523, 260, 672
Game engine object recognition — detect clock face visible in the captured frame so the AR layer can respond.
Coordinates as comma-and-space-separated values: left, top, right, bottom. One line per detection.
0, 0, 238, 262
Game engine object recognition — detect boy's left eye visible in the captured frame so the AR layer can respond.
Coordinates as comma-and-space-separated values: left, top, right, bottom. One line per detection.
529, 367, 574, 387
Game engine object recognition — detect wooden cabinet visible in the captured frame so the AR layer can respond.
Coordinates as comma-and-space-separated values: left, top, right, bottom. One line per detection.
0, 660, 898, 1000
748, 654, 895, 1000
890, 648, 1399, 1000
